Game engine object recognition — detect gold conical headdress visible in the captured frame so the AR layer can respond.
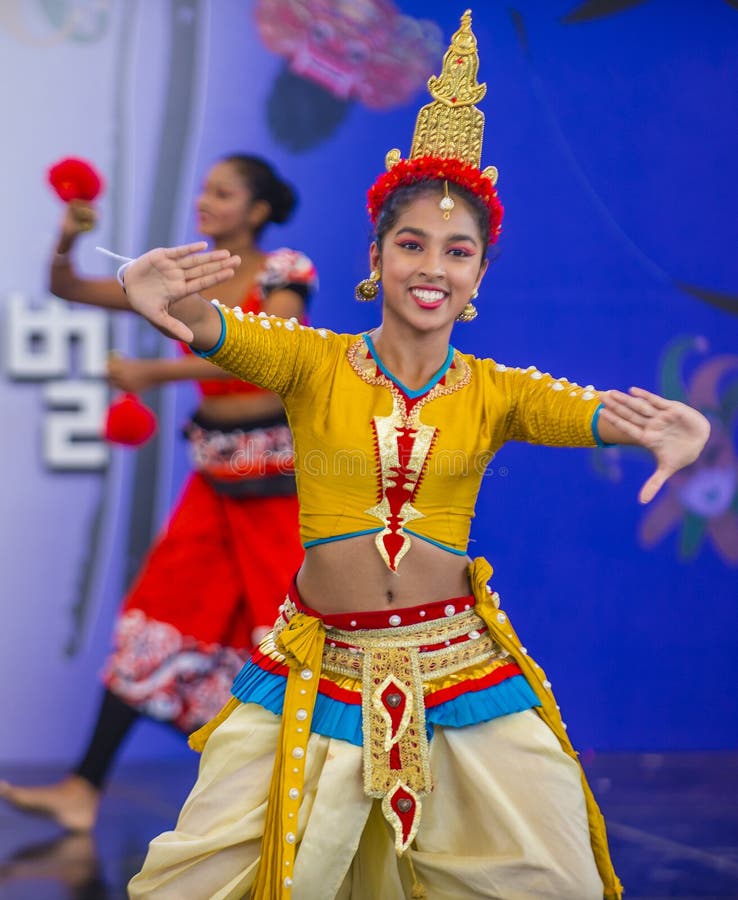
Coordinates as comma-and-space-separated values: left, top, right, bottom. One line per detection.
367, 9, 503, 242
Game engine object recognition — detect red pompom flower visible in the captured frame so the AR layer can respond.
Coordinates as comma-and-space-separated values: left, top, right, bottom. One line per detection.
367, 155, 504, 244
104, 393, 158, 446
47, 157, 104, 203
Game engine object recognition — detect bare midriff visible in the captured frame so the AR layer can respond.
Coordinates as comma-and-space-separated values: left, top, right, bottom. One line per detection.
197, 391, 285, 424
297, 533, 472, 615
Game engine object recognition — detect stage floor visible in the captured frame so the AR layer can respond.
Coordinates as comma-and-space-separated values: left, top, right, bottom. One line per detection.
1, 751, 736, 898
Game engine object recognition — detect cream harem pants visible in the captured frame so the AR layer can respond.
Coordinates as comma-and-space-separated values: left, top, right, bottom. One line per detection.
128, 703, 603, 900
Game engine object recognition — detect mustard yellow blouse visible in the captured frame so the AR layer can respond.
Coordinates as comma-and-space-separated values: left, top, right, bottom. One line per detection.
200, 305, 605, 571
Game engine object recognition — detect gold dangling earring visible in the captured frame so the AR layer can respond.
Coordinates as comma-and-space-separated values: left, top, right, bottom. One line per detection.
456, 289, 478, 323
354, 269, 381, 302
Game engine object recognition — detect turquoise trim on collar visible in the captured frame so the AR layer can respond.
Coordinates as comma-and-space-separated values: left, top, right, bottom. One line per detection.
592, 403, 616, 448
362, 332, 455, 399
193, 303, 226, 358
303, 528, 383, 549
404, 528, 468, 556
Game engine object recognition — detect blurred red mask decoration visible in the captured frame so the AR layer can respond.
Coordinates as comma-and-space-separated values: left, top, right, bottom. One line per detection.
47, 156, 104, 202
104, 393, 158, 446
254, 0, 442, 109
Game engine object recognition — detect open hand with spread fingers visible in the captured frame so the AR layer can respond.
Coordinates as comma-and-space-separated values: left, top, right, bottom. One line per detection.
599, 387, 711, 504
122, 242, 240, 344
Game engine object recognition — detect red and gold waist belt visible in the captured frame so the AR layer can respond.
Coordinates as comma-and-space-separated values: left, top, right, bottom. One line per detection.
235, 585, 535, 857
286, 591, 526, 851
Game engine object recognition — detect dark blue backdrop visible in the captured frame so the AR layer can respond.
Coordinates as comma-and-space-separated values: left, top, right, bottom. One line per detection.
182, 0, 737, 752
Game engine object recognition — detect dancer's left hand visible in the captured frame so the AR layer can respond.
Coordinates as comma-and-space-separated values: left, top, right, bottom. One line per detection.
108, 356, 159, 393
599, 387, 711, 503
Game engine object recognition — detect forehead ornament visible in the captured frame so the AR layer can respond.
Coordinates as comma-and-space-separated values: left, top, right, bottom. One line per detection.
440, 181, 455, 220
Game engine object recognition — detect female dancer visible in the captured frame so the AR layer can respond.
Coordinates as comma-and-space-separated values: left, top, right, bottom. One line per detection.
122, 15, 707, 899
0, 155, 316, 832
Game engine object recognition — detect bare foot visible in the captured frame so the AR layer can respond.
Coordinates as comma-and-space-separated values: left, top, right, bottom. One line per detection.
0, 775, 100, 831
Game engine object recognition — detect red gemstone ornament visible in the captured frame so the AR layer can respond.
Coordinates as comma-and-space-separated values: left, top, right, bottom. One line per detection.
384, 781, 421, 852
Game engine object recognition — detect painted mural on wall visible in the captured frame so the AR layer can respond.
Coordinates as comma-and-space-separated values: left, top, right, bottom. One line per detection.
254, 0, 443, 150
593, 337, 738, 566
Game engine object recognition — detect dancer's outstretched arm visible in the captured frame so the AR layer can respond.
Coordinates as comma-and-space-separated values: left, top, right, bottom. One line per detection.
50, 201, 130, 310
121, 242, 240, 347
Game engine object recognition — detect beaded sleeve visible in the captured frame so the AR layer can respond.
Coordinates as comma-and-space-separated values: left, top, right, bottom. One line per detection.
198, 303, 337, 400
488, 361, 604, 448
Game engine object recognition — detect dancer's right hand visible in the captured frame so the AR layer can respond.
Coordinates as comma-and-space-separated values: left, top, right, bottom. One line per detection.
61, 200, 97, 239
123, 242, 240, 343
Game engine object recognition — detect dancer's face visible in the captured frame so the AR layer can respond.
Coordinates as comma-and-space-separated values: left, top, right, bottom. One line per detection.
371, 190, 488, 337
196, 161, 267, 240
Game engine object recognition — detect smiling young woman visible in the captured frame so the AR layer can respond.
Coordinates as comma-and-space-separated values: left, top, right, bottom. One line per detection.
119, 13, 707, 900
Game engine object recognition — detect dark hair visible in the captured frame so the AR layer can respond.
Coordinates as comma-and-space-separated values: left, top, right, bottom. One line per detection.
267, 65, 350, 152
222, 154, 297, 234
374, 180, 490, 256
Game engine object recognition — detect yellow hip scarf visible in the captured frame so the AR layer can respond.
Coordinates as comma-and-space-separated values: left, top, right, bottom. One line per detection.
189, 557, 623, 900
469, 558, 623, 900
188, 612, 325, 898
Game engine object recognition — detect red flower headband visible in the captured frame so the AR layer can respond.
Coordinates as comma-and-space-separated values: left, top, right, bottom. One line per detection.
367, 155, 504, 244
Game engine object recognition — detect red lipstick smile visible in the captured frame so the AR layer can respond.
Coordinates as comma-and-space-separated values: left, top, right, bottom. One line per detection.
410, 285, 448, 309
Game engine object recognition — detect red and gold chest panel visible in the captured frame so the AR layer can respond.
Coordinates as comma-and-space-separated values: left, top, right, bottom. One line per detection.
347, 336, 471, 571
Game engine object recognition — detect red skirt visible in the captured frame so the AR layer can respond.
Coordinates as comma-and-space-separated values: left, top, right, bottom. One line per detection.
103, 472, 303, 732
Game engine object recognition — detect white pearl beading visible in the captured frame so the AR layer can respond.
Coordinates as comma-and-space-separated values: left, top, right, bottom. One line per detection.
490, 358, 599, 400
